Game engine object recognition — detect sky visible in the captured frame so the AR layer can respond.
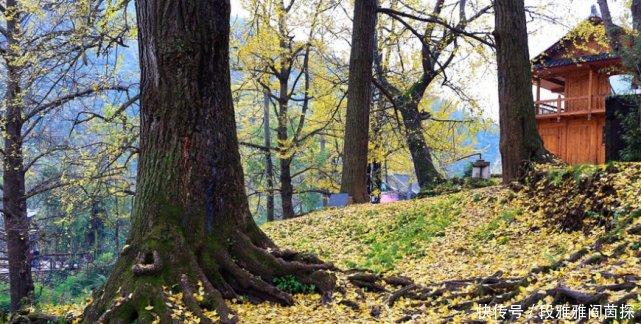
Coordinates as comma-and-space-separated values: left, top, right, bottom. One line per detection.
229, 1, 626, 120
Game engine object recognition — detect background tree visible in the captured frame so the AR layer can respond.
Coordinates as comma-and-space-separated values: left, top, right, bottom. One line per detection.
234, 0, 345, 219
340, 0, 378, 203
494, 0, 550, 184
84, 0, 335, 321
375, 0, 493, 190
598, 0, 641, 162
0, 0, 134, 310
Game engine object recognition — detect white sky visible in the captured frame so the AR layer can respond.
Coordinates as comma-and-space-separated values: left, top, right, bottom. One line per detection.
230, 1, 626, 120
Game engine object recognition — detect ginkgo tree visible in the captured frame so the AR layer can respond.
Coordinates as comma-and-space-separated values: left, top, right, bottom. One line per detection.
234, 0, 346, 219
0, 0, 135, 311
83, 0, 337, 321
374, 0, 494, 191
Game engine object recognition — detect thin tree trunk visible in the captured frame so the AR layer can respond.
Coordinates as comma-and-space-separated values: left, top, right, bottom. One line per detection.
279, 158, 295, 218
494, 0, 550, 184
2, 89, 33, 312
397, 99, 442, 189
277, 75, 295, 218
2, 0, 34, 311
370, 97, 383, 202
263, 92, 275, 222
633, 0, 641, 31
373, 32, 442, 191
83, 0, 334, 321
340, 0, 378, 203
276, 0, 296, 219
598, 0, 624, 52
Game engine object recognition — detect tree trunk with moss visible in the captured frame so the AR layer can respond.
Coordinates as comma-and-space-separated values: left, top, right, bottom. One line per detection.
494, 0, 550, 184
82, 0, 334, 322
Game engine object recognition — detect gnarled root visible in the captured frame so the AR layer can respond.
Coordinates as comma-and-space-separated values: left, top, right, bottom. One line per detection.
83, 228, 336, 323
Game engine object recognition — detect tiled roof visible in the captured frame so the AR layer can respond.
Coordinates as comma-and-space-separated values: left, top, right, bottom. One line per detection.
532, 53, 614, 69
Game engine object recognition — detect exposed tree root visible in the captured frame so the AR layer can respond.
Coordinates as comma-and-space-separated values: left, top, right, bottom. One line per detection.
336, 208, 641, 323
83, 227, 336, 323
8, 312, 60, 324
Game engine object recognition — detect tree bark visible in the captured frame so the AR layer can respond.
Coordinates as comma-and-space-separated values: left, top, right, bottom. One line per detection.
633, 0, 641, 32
276, 0, 297, 219
397, 98, 442, 189
2, 0, 34, 311
83, 0, 334, 322
340, 0, 378, 203
598, 0, 625, 52
263, 92, 275, 222
279, 158, 296, 218
494, 0, 550, 184
372, 3, 447, 192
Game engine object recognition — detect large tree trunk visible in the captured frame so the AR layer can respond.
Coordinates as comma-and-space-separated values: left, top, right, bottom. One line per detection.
83, 0, 334, 322
2, 0, 34, 311
263, 92, 275, 222
494, 0, 550, 184
340, 0, 378, 203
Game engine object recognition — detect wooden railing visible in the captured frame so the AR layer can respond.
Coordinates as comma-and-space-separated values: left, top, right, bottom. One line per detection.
534, 94, 607, 117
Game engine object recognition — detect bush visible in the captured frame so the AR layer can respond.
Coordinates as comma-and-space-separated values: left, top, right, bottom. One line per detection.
418, 177, 496, 197
272, 275, 315, 294
0, 282, 10, 312
620, 102, 641, 162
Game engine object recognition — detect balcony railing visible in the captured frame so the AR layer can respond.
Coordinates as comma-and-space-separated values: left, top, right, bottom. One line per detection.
534, 94, 607, 118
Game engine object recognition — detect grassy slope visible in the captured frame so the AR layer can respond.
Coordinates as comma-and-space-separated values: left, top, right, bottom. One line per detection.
242, 163, 641, 322
42, 163, 641, 322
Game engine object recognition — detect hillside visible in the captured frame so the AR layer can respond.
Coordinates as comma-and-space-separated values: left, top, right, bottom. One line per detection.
252, 163, 641, 322
43, 163, 641, 322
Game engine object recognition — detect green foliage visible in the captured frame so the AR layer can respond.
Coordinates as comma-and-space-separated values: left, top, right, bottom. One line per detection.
619, 102, 641, 162
611, 34, 641, 162
272, 275, 315, 294
360, 196, 460, 272
419, 177, 496, 197
35, 254, 114, 306
0, 282, 10, 312
462, 163, 473, 178
547, 164, 599, 191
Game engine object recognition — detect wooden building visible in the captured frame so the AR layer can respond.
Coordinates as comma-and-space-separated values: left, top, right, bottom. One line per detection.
532, 13, 623, 165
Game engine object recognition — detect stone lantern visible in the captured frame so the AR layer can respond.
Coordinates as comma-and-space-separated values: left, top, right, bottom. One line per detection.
471, 160, 491, 179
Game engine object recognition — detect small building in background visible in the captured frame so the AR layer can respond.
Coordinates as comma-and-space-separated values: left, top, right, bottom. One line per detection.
531, 9, 630, 165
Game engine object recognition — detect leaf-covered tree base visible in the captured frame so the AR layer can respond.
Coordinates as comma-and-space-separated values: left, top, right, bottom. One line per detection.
82, 224, 336, 323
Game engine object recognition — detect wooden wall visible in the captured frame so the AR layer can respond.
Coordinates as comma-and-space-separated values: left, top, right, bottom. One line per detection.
565, 69, 610, 111
537, 116, 606, 165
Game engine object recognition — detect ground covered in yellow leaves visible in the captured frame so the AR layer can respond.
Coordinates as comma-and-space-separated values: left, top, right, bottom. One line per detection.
42, 163, 641, 323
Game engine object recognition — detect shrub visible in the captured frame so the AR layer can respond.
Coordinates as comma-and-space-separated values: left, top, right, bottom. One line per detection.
272, 275, 315, 294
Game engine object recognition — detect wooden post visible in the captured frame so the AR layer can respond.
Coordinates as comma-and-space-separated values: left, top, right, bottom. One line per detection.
588, 67, 593, 120
536, 78, 541, 115
557, 95, 562, 122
